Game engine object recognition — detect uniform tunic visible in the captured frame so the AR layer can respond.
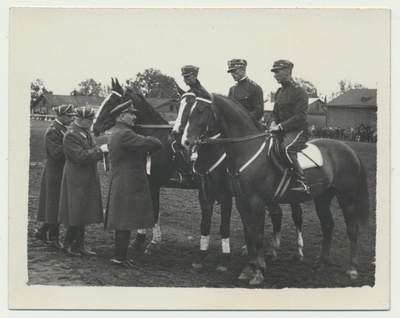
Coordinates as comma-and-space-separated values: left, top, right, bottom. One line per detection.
37, 120, 68, 223
270, 79, 309, 132
228, 77, 264, 121
58, 123, 104, 226
105, 122, 163, 231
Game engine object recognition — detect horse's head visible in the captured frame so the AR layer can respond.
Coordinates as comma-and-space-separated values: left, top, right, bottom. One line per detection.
182, 96, 215, 148
172, 92, 197, 135
93, 78, 127, 136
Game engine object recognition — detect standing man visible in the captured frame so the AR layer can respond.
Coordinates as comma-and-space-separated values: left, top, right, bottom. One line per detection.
169, 65, 207, 185
227, 59, 264, 121
58, 106, 107, 256
269, 59, 310, 193
105, 101, 162, 268
34, 104, 75, 249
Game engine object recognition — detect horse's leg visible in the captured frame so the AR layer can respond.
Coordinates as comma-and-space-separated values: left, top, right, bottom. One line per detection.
192, 185, 214, 269
336, 192, 360, 279
145, 182, 161, 254
248, 195, 267, 285
216, 192, 233, 272
267, 202, 282, 261
313, 189, 335, 270
235, 197, 256, 280
290, 202, 304, 261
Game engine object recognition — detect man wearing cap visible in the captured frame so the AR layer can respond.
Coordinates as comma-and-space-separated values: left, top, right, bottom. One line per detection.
104, 101, 162, 268
168, 65, 207, 185
269, 59, 310, 193
227, 59, 264, 121
58, 106, 107, 256
34, 104, 75, 250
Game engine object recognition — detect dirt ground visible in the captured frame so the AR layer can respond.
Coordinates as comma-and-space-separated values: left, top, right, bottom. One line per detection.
27, 120, 376, 289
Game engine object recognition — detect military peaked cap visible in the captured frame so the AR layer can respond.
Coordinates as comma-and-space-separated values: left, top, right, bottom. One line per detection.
75, 106, 97, 120
227, 59, 247, 72
181, 65, 199, 77
53, 104, 75, 116
109, 100, 137, 117
271, 59, 294, 72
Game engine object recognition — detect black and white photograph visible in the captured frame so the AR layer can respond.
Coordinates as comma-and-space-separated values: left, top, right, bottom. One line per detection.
3, 0, 398, 315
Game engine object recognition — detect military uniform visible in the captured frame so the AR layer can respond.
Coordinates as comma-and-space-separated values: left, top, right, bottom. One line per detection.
105, 101, 163, 268
227, 59, 264, 121
270, 60, 310, 192
35, 104, 75, 248
58, 107, 104, 256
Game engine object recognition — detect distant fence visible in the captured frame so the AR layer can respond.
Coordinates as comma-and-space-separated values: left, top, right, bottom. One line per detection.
30, 114, 56, 121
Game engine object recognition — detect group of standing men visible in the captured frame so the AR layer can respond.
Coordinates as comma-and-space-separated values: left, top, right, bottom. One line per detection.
34, 57, 310, 269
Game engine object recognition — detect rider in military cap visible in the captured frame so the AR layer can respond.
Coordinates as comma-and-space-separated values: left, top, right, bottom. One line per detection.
227, 59, 264, 121
269, 59, 310, 193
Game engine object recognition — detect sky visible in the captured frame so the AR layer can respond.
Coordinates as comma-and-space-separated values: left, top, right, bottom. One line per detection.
9, 7, 390, 101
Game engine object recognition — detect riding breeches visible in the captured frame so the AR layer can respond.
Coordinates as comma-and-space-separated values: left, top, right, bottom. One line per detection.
280, 129, 309, 166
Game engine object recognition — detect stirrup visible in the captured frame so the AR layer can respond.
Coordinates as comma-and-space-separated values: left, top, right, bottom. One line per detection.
291, 180, 310, 193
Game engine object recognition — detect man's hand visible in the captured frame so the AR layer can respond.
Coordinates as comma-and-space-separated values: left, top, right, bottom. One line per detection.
100, 144, 109, 152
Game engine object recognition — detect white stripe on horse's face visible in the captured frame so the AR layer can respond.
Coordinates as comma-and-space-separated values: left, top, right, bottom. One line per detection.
172, 97, 187, 133
181, 101, 198, 147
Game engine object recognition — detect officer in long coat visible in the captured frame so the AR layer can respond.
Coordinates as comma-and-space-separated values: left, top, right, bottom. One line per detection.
105, 101, 163, 268
58, 106, 107, 256
269, 59, 310, 193
35, 104, 75, 249
227, 59, 264, 122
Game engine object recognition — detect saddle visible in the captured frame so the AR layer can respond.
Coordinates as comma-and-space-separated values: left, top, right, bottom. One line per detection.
268, 136, 323, 202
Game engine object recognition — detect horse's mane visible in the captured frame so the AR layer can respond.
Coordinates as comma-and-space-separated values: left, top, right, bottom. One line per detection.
213, 94, 263, 131
126, 90, 168, 125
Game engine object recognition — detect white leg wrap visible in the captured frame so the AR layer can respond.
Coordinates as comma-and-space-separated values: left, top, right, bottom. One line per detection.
138, 229, 146, 235
200, 235, 210, 251
222, 238, 230, 254
151, 222, 162, 244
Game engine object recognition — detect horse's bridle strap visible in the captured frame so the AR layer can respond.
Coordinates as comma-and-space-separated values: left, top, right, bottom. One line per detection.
202, 131, 271, 144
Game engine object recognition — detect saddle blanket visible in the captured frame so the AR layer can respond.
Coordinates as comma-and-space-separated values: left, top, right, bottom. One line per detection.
298, 142, 323, 169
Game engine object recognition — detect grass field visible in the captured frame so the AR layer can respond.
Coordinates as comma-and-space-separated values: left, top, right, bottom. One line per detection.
27, 120, 377, 289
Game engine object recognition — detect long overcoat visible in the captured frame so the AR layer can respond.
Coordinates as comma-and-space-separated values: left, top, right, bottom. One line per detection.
58, 122, 104, 226
37, 120, 68, 223
105, 122, 163, 230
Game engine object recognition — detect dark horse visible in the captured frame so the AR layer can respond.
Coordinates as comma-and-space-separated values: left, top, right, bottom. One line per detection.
93, 78, 233, 269
182, 94, 370, 285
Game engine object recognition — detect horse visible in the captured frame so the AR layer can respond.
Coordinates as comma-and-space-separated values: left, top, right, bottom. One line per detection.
93, 78, 233, 270
182, 94, 370, 285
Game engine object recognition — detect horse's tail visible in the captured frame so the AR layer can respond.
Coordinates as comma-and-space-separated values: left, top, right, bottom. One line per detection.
356, 155, 370, 226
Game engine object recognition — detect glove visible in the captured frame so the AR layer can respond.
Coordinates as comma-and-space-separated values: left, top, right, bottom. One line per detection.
100, 144, 109, 152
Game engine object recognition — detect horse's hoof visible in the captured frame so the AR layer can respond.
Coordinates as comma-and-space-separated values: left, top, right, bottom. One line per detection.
144, 242, 160, 254
346, 269, 359, 279
249, 269, 264, 285
293, 253, 305, 262
216, 253, 230, 272
129, 238, 145, 250
238, 266, 253, 280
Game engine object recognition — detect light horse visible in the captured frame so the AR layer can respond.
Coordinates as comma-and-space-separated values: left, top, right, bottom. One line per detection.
182, 94, 370, 285
93, 78, 232, 270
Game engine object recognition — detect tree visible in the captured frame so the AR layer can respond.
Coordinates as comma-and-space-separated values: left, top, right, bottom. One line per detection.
339, 79, 366, 94
126, 68, 179, 99
293, 77, 319, 98
76, 78, 107, 97
31, 78, 53, 108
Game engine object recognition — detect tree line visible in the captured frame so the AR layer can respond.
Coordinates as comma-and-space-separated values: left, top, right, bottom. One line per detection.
31, 68, 367, 107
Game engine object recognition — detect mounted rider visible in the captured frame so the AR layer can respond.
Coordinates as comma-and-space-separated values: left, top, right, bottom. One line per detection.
268, 59, 310, 194
169, 65, 208, 186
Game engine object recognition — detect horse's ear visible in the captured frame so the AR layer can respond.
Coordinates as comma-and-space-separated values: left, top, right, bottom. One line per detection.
115, 78, 122, 90
111, 77, 115, 89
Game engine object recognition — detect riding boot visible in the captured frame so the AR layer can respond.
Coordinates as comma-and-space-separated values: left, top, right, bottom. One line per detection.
111, 230, 137, 268
169, 148, 190, 186
289, 154, 310, 194
62, 226, 81, 257
75, 225, 96, 256
47, 223, 63, 250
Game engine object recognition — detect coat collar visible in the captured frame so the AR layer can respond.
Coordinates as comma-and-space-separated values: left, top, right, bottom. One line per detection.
52, 119, 68, 135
